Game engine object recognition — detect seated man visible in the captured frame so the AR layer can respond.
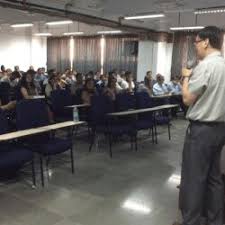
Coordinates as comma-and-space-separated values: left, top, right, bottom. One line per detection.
153, 74, 169, 96
168, 77, 187, 116
168, 77, 182, 95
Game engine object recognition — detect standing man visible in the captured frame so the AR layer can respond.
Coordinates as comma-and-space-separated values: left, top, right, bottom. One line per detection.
180, 26, 225, 225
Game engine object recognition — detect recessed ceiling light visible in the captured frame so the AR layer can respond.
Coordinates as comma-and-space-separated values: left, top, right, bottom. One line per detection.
97, 30, 122, 34
11, 23, 33, 28
170, 26, 204, 31
34, 33, 52, 36
63, 32, 84, 36
195, 8, 225, 14
46, 20, 73, 26
124, 14, 165, 20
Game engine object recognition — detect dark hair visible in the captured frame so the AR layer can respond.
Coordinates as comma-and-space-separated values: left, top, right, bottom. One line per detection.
125, 71, 132, 82
197, 26, 223, 50
48, 69, 56, 76
146, 71, 152, 75
20, 72, 36, 90
76, 73, 83, 79
107, 76, 117, 88
84, 78, 94, 90
26, 69, 36, 76
1, 65, 5, 72
11, 71, 21, 80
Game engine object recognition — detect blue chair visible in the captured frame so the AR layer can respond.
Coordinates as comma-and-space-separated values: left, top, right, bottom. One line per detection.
115, 92, 136, 111
0, 109, 36, 185
135, 92, 155, 143
0, 82, 10, 105
88, 95, 136, 157
16, 99, 74, 187
50, 89, 73, 122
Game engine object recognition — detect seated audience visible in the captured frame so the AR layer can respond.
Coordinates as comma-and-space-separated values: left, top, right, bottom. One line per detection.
81, 78, 97, 104
0, 69, 12, 83
10, 71, 21, 87
167, 77, 182, 95
137, 82, 152, 96
0, 65, 6, 78
124, 71, 135, 93
17, 71, 38, 100
96, 74, 108, 92
65, 70, 76, 86
45, 74, 61, 98
116, 72, 128, 90
34, 68, 46, 83
94, 71, 101, 81
103, 75, 121, 101
153, 74, 170, 96
144, 70, 156, 95
14, 65, 23, 77
0, 98, 16, 111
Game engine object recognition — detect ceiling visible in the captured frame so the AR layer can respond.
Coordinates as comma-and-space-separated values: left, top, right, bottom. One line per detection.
0, 0, 225, 36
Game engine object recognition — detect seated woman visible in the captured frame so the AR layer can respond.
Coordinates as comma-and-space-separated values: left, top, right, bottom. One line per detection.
103, 75, 121, 101
144, 70, 156, 96
17, 71, 38, 100
45, 73, 60, 98
124, 71, 135, 93
81, 78, 97, 104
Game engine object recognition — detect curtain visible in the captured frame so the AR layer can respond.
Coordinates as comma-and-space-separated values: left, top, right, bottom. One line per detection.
103, 37, 138, 77
73, 37, 101, 74
171, 33, 196, 77
47, 37, 70, 73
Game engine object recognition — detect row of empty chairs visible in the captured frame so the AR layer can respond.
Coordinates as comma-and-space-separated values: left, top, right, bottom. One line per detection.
0, 99, 75, 187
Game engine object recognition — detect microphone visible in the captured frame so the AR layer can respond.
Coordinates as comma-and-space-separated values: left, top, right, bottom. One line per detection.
186, 59, 197, 69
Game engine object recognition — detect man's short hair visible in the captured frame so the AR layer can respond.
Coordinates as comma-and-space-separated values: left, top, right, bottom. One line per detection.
197, 26, 223, 50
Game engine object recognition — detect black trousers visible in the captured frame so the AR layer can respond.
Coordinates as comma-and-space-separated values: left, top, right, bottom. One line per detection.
179, 121, 225, 225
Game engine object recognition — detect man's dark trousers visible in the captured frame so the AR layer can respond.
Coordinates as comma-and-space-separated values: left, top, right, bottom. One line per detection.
180, 121, 225, 225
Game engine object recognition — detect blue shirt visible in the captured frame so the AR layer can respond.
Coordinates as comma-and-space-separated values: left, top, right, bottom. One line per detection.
167, 82, 182, 95
153, 83, 169, 96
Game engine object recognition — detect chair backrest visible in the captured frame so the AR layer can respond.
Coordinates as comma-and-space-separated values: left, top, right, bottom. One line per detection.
0, 109, 9, 135
89, 95, 114, 126
0, 82, 11, 104
135, 92, 154, 109
50, 89, 72, 110
115, 92, 136, 112
16, 99, 49, 130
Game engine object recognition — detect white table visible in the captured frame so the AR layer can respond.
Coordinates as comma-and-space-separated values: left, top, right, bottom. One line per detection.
107, 104, 179, 117
65, 104, 90, 109
0, 121, 85, 142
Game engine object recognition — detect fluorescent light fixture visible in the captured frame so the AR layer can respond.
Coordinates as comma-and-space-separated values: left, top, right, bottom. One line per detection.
195, 8, 225, 14
124, 14, 165, 20
34, 33, 52, 36
168, 174, 181, 185
46, 20, 73, 26
11, 23, 33, 28
97, 30, 122, 34
170, 26, 204, 31
122, 200, 151, 215
63, 32, 84, 36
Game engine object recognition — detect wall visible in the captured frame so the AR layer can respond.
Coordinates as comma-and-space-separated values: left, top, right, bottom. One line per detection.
137, 40, 173, 83
0, 30, 47, 71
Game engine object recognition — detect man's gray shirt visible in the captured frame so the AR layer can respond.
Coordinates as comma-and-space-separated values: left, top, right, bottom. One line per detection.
186, 51, 225, 122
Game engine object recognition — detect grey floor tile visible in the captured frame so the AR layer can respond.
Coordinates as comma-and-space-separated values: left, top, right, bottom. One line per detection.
0, 118, 187, 225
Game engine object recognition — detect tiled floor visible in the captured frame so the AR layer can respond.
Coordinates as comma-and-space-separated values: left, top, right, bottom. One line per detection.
0, 118, 187, 225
